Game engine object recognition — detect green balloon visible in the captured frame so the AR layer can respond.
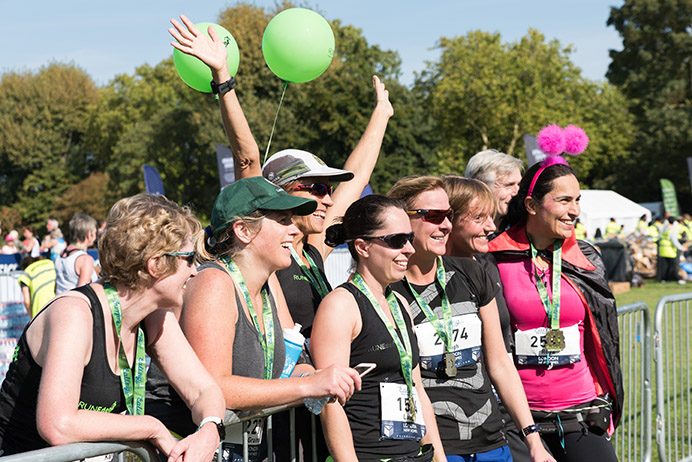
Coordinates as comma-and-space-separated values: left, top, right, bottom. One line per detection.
262, 8, 335, 84
173, 22, 240, 93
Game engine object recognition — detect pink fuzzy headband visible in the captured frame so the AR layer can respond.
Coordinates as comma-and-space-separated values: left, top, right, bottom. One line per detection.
527, 124, 589, 197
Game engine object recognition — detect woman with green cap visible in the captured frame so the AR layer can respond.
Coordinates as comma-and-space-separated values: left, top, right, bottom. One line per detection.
146, 177, 361, 462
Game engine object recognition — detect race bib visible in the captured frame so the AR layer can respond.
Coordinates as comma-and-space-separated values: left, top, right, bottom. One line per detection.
415, 313, 482, 372
225, 417, 264, 445
380, 383, 426, 441
514, 324, 581, 366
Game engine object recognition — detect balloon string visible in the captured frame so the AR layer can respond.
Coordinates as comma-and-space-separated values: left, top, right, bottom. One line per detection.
263, 81, 289, 166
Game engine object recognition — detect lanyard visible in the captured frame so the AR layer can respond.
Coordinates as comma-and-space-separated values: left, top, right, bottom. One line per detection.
529, 239, 563, 330
103, 283, 147, 415
352, 273, 414, 399
406, 256, 454, 352
290, 247, 330, 299
222, 258, 275, 380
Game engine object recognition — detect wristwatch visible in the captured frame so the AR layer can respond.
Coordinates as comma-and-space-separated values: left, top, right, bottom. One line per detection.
198, 416, 226, 440
521, 424, 541, 438
210, 77, 237, 96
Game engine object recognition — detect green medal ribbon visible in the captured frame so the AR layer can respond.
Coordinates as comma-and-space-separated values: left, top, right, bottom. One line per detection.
103, 283, 147, 416
529, 239, 563, 330
290, 247, 330, 299
406, 256, 454, 352
352, 273, 415, 410
222, 258, 275, 380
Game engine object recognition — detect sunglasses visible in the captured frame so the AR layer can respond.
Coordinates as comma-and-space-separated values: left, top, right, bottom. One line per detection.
166, 251, 196, 266
358, 232, 415, 249
406, 208, 454, 225
289, 183, 333, 198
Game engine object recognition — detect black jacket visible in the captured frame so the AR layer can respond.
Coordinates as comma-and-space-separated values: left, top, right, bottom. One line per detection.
487, 223, 624, 427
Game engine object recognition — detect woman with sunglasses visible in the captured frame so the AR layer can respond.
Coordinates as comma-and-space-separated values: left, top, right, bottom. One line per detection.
487, 152, 622, 461
146, 177, 361, 462
311, 194, 445, 462
387, 176, 553, 462
0, 194, 226, 461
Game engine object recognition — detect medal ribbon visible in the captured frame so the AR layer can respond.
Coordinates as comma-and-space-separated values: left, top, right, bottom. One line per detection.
103, 283, 147, 416
222, 258, 275, 380
352, 273, 414, 399
529, 239, 563, 330
290, 247, 330, 299
406, 256, 454, 352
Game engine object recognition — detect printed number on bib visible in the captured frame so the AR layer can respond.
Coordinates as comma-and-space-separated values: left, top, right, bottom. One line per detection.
415, 313, 482, 372
380, 383, 426, 441
514, 324, 581, 366
225, 417, 264, 445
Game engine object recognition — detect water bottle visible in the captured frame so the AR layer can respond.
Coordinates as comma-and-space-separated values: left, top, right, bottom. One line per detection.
303, 395, 330, 415
280, 323, 305, 379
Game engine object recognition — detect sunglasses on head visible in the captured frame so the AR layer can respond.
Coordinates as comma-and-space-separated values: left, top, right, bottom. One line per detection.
289, 183, 333, 198
358, 232, 415, 249
406, 208, 454, 225
166, 251, 196, 266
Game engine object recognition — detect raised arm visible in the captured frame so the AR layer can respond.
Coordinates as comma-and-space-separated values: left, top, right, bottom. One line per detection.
169, 15, 261, 179
308, 76, 394, 258
180, 268, 358, 411
479, 300, 555, 462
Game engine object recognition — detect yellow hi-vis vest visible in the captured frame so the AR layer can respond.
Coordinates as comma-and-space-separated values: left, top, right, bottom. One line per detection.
17, 259, 56, 317
647, 225, 659, 239
658, 228, 678, 259
605, 221, 620, 237
575, 222, 587, 240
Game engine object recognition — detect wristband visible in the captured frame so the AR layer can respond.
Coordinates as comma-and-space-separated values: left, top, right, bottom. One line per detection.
198, 416, 225, 440
521, 424, 541, 438
210, 77, 237, 96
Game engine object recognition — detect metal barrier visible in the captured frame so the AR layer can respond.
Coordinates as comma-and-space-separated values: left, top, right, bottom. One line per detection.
654, 293, 692, 462
615, 302, 653, 462
0, 273, 23, 304
0, 441, 157, 461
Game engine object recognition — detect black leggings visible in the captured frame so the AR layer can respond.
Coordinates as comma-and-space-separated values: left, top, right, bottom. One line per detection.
541, 427, 618, 462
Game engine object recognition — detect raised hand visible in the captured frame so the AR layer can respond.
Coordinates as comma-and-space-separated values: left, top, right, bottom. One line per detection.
169, 15, 228, 75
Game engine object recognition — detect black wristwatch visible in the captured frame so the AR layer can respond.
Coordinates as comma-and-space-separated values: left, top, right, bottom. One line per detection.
521, 424, 541, 438
198, 416, 226, 440
210, 77, 237, 96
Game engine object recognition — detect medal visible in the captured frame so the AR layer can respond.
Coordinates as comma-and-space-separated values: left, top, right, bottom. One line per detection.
444, 352, 457, 377
545, 329, 565, 352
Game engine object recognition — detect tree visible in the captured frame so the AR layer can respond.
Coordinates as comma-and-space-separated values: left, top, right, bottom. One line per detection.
0, 64, 98, 230
416, 30, 635, 189
51, 172, 120, 224
607, 0, 692, 208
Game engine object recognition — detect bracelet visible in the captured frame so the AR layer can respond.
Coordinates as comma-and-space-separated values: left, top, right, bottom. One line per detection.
210, 77, 237, 96
521, 423, 541, 438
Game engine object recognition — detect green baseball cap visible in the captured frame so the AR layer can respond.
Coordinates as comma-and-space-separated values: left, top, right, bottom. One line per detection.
210, 177, 317, 237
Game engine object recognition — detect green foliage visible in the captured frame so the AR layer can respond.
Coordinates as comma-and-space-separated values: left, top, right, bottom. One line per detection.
607, 0, 692, 208
416, 29, 636, 190
0, 64, 98, 230
51, 172, 119, 224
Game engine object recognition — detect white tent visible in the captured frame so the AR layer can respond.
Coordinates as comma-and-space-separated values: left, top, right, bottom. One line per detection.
579, 190, 651, 238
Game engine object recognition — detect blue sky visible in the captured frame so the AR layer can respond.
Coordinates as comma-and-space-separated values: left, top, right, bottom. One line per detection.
2, 1, 624, 87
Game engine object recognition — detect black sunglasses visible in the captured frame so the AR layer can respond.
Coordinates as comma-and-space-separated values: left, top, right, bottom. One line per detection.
358, 232, 415, 249
166, 251, 196, 266
289, 183, 333, 198
406, 208, 454, 225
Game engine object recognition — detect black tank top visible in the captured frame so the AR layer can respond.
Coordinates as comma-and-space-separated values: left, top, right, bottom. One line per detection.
275, 243, 331, 338
339, 282, 421, 460
0, 285, 126, 455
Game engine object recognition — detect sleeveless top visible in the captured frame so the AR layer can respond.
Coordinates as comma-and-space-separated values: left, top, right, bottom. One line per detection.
55, 248, 98, 294
275, 243, 331, 338
339, 282, 421, 460
391, 256, 506, 455
0, 285, 126, 455
145, 261, 286, 436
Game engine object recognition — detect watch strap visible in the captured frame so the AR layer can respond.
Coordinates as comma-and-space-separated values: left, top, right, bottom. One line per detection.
198, 416, 225, 440
210, 77, 237, 96
521, 423, 541, 438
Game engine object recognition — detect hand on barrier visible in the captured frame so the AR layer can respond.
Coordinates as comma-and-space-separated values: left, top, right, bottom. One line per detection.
167, 421, 220, 462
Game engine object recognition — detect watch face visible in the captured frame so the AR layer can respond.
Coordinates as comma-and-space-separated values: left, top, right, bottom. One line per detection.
217, 422, 226, 441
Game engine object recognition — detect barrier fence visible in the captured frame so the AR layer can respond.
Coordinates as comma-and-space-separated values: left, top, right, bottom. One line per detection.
615, 302, 653, 462
654, 294, 692, 462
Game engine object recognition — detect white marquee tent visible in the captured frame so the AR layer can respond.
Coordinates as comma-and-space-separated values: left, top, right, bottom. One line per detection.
579, 189, 651, 238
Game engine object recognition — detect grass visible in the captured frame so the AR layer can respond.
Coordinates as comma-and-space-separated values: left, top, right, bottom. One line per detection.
613, 277, 692, 462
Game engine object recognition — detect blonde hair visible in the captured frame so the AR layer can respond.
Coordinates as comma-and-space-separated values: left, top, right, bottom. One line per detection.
195, 211, 266, 262
441, 175, 497, 222
99, 194, 200, 291
387, 175, 445, 209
